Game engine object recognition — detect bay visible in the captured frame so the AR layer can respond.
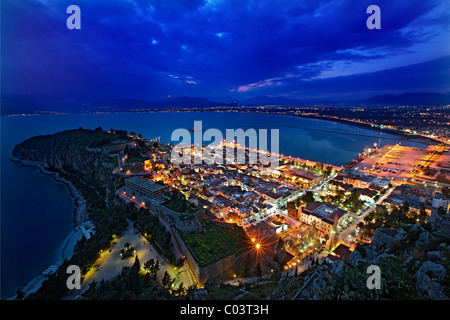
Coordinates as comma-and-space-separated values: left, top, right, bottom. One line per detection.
0, 111, 430, 298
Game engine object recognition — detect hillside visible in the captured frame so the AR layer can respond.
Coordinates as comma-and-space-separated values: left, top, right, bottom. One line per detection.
191, 216, 450, 300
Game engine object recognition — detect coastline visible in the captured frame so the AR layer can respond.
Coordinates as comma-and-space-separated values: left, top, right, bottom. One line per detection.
192, 109, 440, 145
213, 109, 446, 145
8, 157, 90, 299
286, 113, 440, 145
3, 109, 444, 146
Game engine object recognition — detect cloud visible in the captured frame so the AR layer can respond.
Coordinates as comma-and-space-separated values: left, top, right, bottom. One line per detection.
1, 0, 449, 102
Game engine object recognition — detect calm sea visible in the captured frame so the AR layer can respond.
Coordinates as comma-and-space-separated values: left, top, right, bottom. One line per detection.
0, 111, 430, 298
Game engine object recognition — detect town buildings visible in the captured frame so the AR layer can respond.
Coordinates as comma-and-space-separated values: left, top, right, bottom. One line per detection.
298, 202, 348, 234
432, 192, 450, 213
123, 176, 166, 203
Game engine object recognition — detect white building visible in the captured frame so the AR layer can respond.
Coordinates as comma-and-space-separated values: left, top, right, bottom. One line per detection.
432, 193, 450, 213
124, 176, 165, 202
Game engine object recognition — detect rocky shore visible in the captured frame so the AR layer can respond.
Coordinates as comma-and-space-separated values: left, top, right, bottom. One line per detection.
10, 157, 88, 225
9, 157, 90, 298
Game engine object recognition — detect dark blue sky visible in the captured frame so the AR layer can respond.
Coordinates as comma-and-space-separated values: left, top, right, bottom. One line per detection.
1, 0, 449, 103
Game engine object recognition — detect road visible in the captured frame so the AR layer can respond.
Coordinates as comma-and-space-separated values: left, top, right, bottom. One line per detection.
338, 186, 395, 241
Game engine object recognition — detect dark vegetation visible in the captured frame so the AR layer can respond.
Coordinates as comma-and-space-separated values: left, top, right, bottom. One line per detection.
163, 190, 198, 214
27, 204, 129, 299
134, 208, 177, 264
18, 129, 129, 299
82, 257, 171, 300
181, 222, 248, 267
82, 256, 195, 299
358, 203, 428, 239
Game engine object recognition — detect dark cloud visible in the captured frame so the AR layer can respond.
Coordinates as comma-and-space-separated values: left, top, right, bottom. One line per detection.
1, 0, 449, 104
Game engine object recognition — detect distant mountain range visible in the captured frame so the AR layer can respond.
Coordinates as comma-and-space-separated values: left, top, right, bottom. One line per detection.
0, 95, 238, 115
359, 92, 450, 106
90, 96, 239, 111
240, 92, 450, 106
1, 92, 449, 115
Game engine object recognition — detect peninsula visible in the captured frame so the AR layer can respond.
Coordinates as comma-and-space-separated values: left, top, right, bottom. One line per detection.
10, 127, 450, 300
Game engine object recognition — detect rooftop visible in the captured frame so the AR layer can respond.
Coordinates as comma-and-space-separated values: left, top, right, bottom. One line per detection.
333, 244, 352, 260
303, 201, 347, 223
125, 176, 165, 192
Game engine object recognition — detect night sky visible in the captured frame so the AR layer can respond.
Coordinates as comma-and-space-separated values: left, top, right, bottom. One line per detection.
1, 0, 449, 104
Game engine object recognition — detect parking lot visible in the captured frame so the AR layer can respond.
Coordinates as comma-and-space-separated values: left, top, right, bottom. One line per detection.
354, 144, 432, 185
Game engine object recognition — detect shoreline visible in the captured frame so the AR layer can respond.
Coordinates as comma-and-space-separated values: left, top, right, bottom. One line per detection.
8, 157, 90, 299
3, 109, 444, 145
214, 109, 439, 145
283, 113, 441, 145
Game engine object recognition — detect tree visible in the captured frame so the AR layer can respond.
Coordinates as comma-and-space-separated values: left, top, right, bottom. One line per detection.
144, 259, 160, 280
301, 191, 315, 205
121, 256, 142, 295
162, 271, 173, 290
153, 260, 160, 279
374, 204, 388, 222
324, 165, 333, 178
132, 255, 140, 271
316, 162, 324, 172
344, 190, 363, 213
418, 205, 428, 224
176, 282, 185, 296
286, 201, 297, 217
144, 258, 155, 271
